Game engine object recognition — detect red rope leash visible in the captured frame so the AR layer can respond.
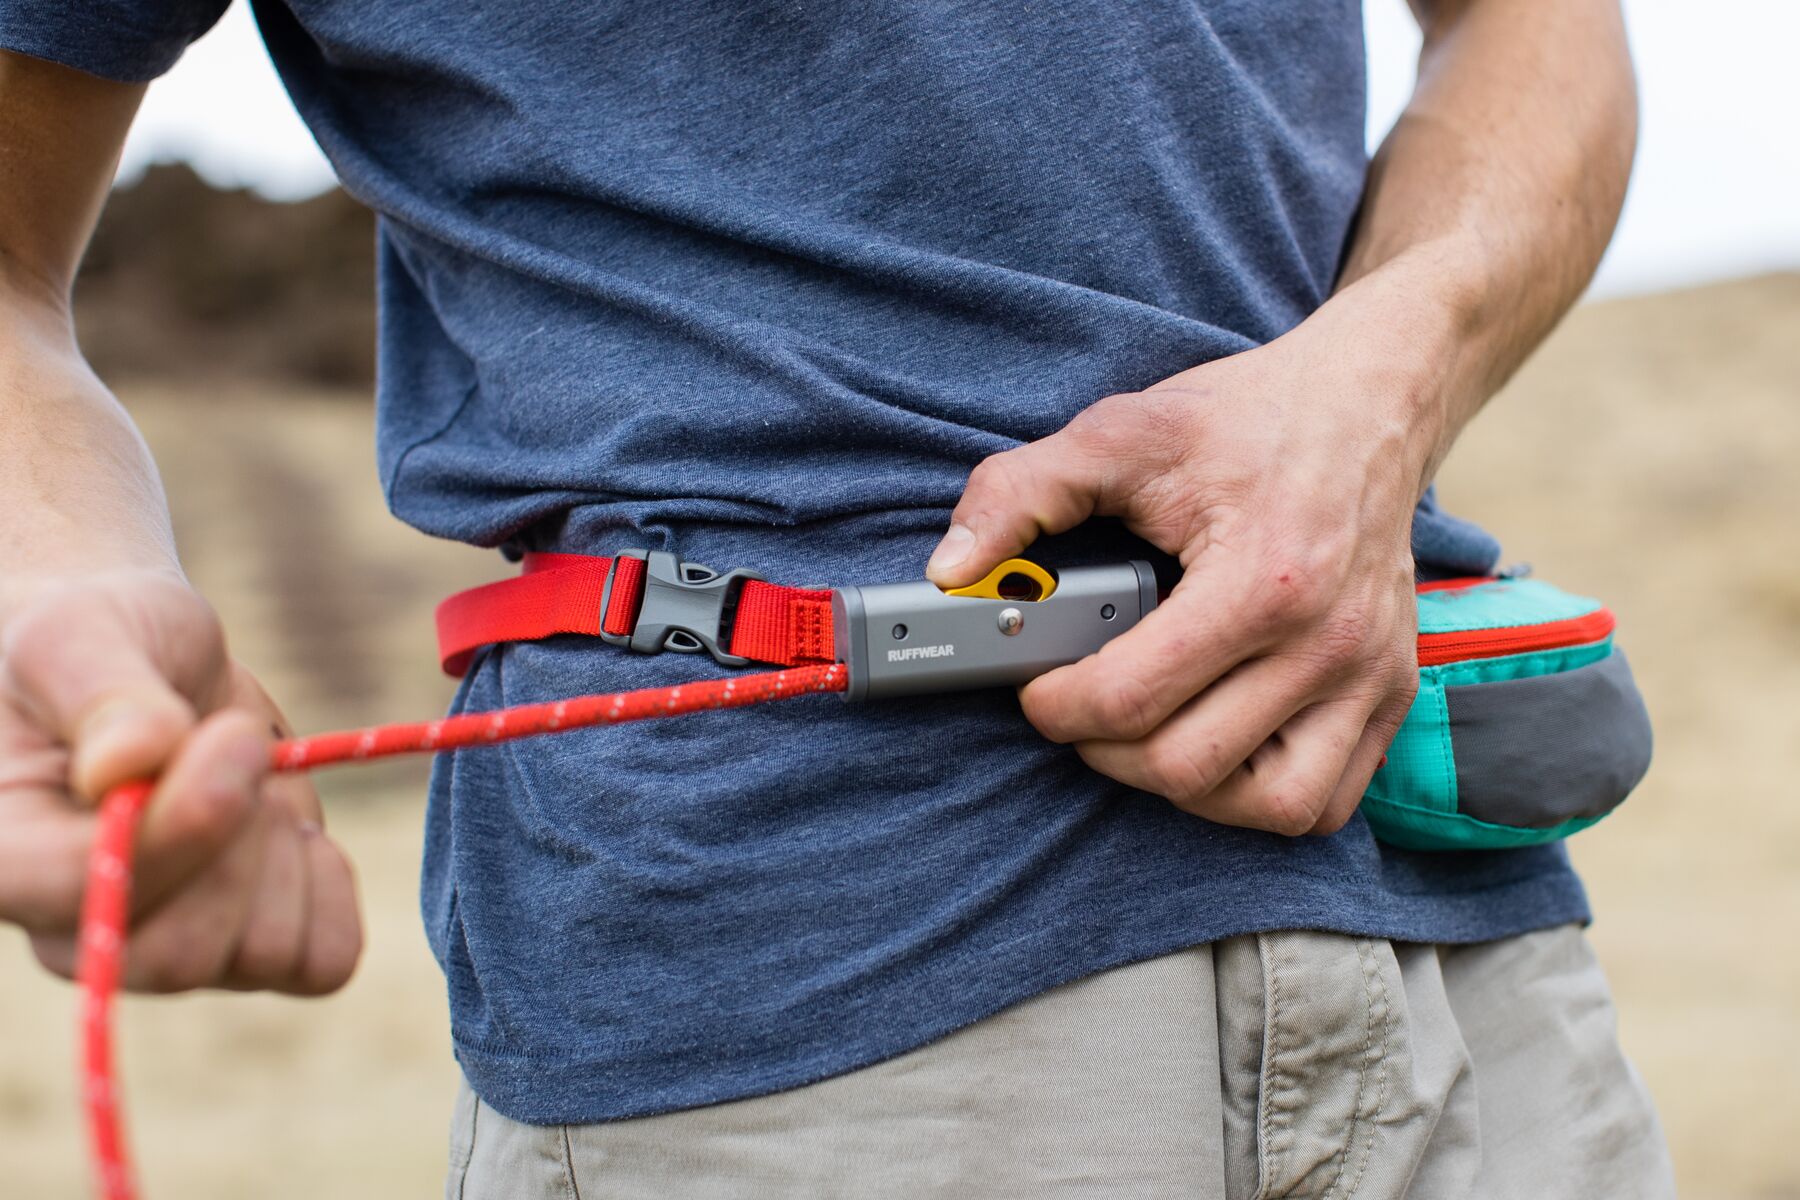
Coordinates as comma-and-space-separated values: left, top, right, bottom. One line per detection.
74, 663, 848, 1200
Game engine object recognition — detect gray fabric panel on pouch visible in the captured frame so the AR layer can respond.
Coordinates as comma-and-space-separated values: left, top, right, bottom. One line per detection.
1446, 649, 1654, 829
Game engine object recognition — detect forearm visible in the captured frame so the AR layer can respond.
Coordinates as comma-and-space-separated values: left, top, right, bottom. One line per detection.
0, 291, 182, 621
1330, 0, 1637, 487
0, 52, 175, 621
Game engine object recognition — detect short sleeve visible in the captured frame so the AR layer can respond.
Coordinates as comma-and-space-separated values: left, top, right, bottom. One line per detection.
0, 0, 233, 83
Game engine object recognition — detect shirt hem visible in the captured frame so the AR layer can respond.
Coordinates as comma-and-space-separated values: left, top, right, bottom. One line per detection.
453, 870, 1590, 1126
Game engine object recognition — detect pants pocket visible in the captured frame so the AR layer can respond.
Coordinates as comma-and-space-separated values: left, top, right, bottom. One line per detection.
1250, 931, 1399, 1200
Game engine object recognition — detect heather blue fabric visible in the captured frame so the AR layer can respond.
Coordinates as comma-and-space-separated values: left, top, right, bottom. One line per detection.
7, 0, 1586, 1125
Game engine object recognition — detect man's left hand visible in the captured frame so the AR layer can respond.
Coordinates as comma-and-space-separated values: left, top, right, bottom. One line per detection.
926, 296, 1438, 836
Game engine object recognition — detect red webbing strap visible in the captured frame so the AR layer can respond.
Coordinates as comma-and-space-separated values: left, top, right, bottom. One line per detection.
596, 554, 646, 637
435, 553, 836, 675
435, 553, 644, 676
728, 580, 836, 666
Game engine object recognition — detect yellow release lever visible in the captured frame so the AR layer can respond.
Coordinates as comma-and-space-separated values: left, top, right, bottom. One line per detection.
942, 558, 1059, 602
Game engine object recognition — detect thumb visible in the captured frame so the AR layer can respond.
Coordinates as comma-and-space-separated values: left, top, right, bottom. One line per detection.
69, 679, 198, 802
2, 587, 220, 801
926, 435, 1103, 588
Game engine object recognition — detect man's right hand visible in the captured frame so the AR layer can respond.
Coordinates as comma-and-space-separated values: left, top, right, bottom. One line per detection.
0, 569, 362, 994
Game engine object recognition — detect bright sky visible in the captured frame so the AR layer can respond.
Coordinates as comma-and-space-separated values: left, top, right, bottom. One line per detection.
118, 0, 1800, 299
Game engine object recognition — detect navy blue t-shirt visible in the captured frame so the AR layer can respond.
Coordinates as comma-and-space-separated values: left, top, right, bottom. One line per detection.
6, 0, 1585, 1124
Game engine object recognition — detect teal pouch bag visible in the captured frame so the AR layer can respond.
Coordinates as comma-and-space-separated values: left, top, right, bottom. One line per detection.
1362, 577, 1653, 852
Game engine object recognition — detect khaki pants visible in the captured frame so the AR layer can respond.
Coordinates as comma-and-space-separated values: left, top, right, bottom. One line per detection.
447, 924, 1674, 1199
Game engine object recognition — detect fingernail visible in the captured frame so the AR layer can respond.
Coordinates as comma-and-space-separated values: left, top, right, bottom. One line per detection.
72, 706, 153, 797
926, 524, 976, 578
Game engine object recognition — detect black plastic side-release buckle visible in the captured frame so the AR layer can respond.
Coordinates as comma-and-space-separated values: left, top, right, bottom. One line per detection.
599, 549, 764, 667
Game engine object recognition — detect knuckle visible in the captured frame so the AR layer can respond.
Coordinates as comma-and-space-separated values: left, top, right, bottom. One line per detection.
1386, 668, 1421, 713
316, 953, 360, 995
1, 608, 67, 690
1239, 597, 1287, 642
1144, 738, 1226, 808
1249, 534, 1360, 631
1312, 605, 1374, 664
1062, 397, 1116, 443
964, 452, 1020, 500
33, 856, 89, 933
166, 780, 256, 850
230, 924, 297, 986
1257, 560, 1330, 627
12, 832, 92, 933
1091, 675, 1163, 742
1356, 664, 1419, 743
1, 816, 93, 928
1366, 710, 1410, 757
1308, 802, 1355, 837
1259, 783, 1328, 837
138, 940, 223, 994
29, 934, 75, 980
296, 919, 363, 996
1016, 681, 1064, 741
1019, 677, 1087, 745
1064, 391, 1155, 451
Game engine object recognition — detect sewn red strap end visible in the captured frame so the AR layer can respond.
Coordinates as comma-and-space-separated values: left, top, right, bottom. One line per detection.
728, 579, 836, 666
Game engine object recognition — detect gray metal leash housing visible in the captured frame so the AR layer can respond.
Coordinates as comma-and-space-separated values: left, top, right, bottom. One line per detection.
832, 561, 1158, 702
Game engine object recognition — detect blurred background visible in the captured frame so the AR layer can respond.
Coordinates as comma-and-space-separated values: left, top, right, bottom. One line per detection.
2, 1, 1797, 1196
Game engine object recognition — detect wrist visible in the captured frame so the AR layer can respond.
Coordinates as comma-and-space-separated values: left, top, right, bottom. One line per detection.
1309, 244, 1490, 489
0, 273, 79, 360
1, 562, 188, 629
0, 354, 183, 625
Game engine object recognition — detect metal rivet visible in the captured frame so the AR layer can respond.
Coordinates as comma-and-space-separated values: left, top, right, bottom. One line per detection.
1100, 603, 1116, 620
997, 607, 1024, 636
892, 623, 908, 640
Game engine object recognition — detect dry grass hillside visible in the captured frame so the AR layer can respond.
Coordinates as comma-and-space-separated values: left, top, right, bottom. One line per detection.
0, 178, 1794, 1198
74, 164, 377, 388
